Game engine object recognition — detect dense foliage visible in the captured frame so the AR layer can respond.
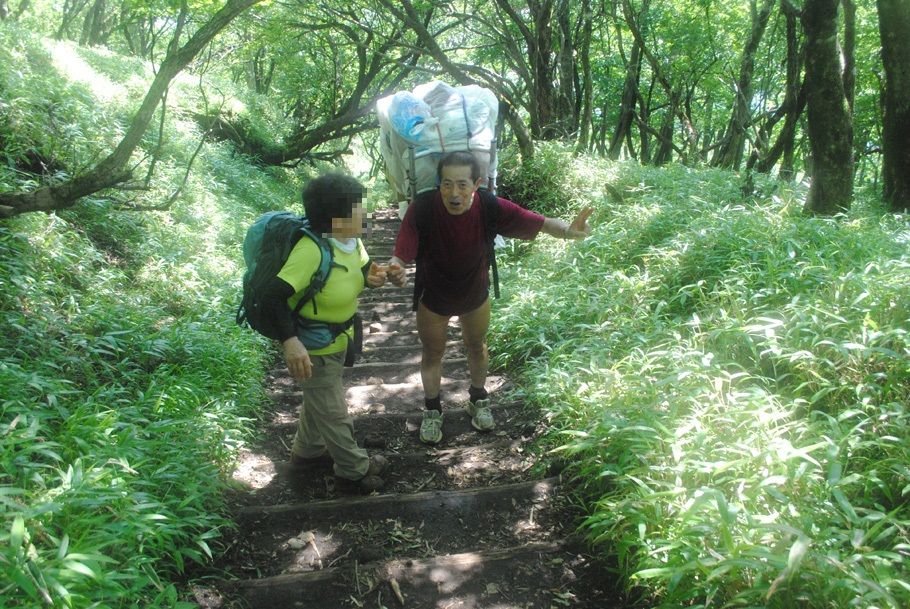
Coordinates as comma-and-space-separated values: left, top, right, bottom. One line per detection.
0, 25, 300, 607
493, 144, 910, 607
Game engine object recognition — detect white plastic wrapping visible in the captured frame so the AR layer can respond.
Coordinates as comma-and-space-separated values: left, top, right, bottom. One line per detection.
377, 81, 499, 201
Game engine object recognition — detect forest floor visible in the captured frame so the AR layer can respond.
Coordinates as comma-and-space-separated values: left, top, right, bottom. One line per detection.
197, 209, 625, 609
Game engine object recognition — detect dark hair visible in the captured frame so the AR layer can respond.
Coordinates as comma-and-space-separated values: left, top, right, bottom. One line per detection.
437, 151, 481, 183
301, 173, 364, 234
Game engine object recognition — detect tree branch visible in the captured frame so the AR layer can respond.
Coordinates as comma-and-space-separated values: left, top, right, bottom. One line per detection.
0, 0, 262, 218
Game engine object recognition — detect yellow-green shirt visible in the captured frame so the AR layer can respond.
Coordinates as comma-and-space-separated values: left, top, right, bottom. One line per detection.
277, 237, 368, 355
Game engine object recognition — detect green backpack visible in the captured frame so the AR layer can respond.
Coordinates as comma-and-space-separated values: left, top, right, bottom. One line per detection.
236, 211, 340, 346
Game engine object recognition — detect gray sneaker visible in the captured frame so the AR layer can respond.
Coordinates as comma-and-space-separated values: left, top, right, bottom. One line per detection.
465, 399, 495, 431
419, 410, 443, 444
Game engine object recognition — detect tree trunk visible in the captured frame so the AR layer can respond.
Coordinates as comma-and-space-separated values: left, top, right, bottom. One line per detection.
801, 0, 853, 214
593, 97, 611, 156
842, 0, 856, 110
637, 79, 654, 164
652, 106, 675, 166
757, 0, 805, 178
609, 37, 644, 159
492, 0, 561, 139
0, 0, 29, 20
79, 0, 105, 46
57, 0, 89, 40
0, 0, 263, 219
758, 84, 807, 179
575, 0, 594, 153
555, 0, 577, 137
877, 0, 910, 211
712, 0, 776, 169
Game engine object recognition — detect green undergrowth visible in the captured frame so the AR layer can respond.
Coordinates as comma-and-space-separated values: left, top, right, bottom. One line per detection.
0, 24, 309, 608
492, 151, 910, 608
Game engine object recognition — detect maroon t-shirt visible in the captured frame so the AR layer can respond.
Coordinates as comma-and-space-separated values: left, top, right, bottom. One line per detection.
393, 191, 544, 316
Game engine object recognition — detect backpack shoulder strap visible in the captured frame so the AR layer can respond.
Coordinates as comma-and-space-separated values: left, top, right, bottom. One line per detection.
411, 190, 436, 311
412, 190, 436, 241
290, 225, 334, 317
478, 188, 501, 299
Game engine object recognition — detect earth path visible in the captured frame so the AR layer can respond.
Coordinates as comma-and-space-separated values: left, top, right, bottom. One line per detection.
203, 208, 621, 609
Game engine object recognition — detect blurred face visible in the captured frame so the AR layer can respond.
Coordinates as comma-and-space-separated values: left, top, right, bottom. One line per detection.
330, 203, 365, 238
439, 165, 483, 216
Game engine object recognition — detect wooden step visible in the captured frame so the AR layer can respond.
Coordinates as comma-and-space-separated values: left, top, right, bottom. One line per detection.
221, 540, 580, 609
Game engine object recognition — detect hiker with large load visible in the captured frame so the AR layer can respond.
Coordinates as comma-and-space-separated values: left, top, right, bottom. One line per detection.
380, 111, 594, 443
236, 172, 405, 493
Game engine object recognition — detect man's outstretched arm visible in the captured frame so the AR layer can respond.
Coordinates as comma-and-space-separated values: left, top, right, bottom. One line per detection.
540, 207, 594, 240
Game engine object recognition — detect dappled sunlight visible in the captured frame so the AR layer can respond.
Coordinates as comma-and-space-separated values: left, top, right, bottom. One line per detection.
406, 553, 484, 594
271, 409, 299, 426
46, 40, 124, 102
510, 480, 555, 536
231, 448, 277, 490
280, 529, 341, 572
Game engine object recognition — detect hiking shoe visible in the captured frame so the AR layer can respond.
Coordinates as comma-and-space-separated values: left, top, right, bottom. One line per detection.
419, 410, 443, 444
465, 399, 495, 431
362, 432, 387, 449
334, 474, 384, 494
335, 455, 388, 494
288, 452, 334, 471
365, 454, 388, 477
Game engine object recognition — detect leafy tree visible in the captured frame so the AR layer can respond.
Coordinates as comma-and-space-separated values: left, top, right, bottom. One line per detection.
0, 0, 30, 20
194, 0, 422, 166
621, 0, 722, 165
754, 0, 805, 179
607, 0, 647, 160
0, 0, 263, 218
711, 0, 776, 169
575, 0, 595, 153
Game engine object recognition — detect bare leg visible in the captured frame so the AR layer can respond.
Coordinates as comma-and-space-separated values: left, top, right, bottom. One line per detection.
459, 298, 491, 391
416, 302, 451, 400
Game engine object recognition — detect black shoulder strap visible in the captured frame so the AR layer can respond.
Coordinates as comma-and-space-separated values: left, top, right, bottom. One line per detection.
412, 190, 436, 311
290, 229, 333, 317
478, 188, 500, 299
413, 190, 435, 241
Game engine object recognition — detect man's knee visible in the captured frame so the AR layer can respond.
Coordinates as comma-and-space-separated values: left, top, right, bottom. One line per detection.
463, 339, 488, 361
421, 342, 446, 363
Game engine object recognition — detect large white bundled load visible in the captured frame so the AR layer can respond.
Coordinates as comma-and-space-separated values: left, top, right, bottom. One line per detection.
377, 81, 499, 202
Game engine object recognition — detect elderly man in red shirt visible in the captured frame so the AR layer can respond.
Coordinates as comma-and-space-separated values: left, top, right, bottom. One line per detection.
387, 151, 593, 444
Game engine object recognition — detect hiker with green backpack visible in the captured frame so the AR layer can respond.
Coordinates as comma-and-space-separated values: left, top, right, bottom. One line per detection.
238, 173, 404, 493
388, 151, 594, 445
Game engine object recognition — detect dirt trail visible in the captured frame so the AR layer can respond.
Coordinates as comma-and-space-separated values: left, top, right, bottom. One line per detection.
203, 209, 621, 609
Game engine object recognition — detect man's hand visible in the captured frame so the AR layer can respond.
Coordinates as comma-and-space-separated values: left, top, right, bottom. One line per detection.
387, 257, 406, 287
566, 207, 594, 239
366, 262, 388, 288
283, 337, 313, 380
541, 208, 595, 240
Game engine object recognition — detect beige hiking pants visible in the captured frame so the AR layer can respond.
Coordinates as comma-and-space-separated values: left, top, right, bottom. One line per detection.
292, 350, 369, 480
